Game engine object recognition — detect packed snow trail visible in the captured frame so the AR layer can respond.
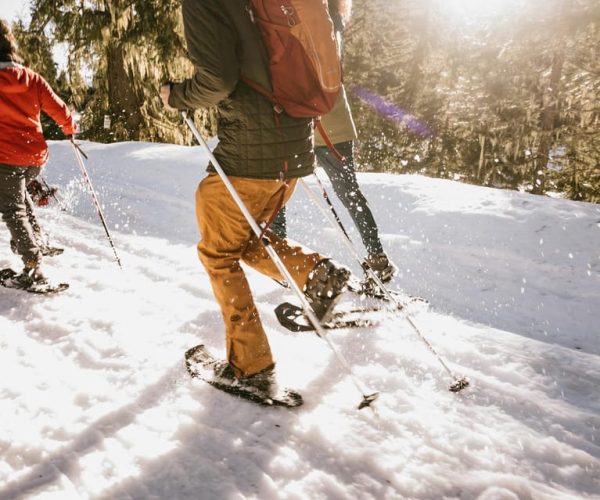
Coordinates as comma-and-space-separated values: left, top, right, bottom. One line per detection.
0, 141, 598, 499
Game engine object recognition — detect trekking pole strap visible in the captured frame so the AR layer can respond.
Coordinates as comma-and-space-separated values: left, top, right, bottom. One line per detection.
70, 136, 89, 159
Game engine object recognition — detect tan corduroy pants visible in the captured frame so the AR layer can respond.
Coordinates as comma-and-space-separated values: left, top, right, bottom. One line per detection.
195, 174, 323, 377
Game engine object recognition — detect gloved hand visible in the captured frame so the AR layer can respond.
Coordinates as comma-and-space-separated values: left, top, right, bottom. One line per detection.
62, 118, 78, 136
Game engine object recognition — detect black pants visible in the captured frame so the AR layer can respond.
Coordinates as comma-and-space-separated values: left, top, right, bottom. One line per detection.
272, 141, 384, 256
0, 163, 43, 266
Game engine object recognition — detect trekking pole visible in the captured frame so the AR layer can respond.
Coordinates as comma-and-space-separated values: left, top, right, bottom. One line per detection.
69, 137, 123, 269
305, 174, 391, 294
301, 176, 469, 393
182, 111, 378, 410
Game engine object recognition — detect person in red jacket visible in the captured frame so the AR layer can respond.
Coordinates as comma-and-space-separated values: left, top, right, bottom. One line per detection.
0, 19, 76, 286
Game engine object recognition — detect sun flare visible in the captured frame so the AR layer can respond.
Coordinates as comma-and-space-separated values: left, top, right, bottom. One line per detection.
433, 0, 513, 22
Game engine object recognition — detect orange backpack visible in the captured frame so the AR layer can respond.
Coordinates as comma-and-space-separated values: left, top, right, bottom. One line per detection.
244, 0, 342, 118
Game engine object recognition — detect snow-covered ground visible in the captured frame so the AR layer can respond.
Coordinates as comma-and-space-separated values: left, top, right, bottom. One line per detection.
1, 141, 599, 500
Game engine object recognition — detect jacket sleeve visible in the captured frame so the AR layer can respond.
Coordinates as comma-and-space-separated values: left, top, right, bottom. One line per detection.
37, 75, 77, 135
169, 0, 240, 110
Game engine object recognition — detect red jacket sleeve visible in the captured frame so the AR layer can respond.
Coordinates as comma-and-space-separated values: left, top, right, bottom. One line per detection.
37, 75, 77, 136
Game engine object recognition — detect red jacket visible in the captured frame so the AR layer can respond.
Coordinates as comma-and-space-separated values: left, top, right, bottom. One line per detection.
0, 63, 76, 167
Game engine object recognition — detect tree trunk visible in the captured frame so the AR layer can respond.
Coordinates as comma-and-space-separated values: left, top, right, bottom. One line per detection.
532, 1, 569, 194
402, 0, 431, 108
478, 134, 486, 181
532, 50, 565, 193
106, 42, 143, 139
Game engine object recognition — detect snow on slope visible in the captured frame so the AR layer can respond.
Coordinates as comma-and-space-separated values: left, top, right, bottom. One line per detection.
0, 141, 599, 499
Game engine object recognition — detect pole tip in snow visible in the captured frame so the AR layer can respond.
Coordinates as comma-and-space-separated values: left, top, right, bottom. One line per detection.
358, 392, 379, 410
449, 377, 470, 393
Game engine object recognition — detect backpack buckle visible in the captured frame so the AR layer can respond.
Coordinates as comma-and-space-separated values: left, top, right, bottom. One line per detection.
281, 5, 297, 26
246, 4, 255, 23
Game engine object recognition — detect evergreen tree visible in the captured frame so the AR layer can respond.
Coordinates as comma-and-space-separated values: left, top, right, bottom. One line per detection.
14, 0, 599, 201
28, 0, 215, 143
344, 0, 600, 202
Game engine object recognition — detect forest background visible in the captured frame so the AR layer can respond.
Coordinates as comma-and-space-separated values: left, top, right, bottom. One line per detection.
9, 0, 600, 202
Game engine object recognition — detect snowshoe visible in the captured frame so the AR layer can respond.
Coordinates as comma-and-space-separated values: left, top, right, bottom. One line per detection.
274, 301, 403, 332
347, 277, 428, 306
41, 246, 64, 257
0, 268, 69, 295
27, 178, 58, 207
10, 240, 64, 257
185, 344, 303, 408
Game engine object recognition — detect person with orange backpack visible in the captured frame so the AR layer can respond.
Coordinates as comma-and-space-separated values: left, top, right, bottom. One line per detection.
160, 0, 352, 400
272, 0, 398, 286
0, 19, 75, 291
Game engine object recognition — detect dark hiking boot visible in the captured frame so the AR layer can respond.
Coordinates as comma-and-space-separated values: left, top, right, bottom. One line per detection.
209, 359, 278, 397
241, 364, 278, 397
303, 259, 351, 321
363, 252, 397, 284
210, 360, 237, 382
23, 262, 48, 285
12, 262, 49, 289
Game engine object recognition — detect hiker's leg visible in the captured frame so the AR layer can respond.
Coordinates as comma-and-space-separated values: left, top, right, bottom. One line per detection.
24, 181, 43, 243
195, 174, 276, 377
270, 205, 287, 239
241, 179, 323, 288
0, 164, 43, 267
317, 142, 384, 256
